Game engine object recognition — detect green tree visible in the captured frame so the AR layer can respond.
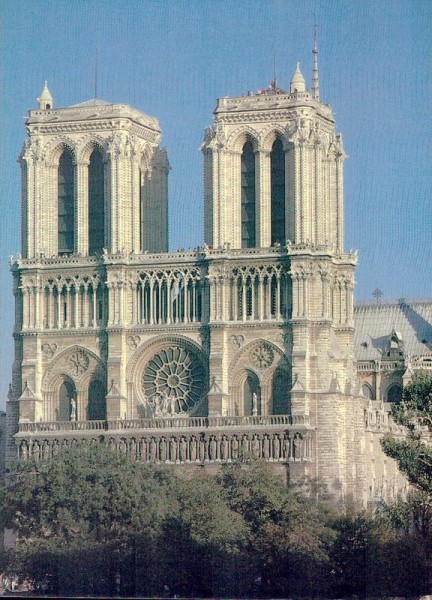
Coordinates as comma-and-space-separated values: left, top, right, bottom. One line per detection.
219, 460, 336, 597
381, 372, 432, 495
1, 444, 178, 595
380, 372, 432, 593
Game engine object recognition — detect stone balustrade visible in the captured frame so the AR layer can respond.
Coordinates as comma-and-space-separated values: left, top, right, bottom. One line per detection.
18, 414, 297, 434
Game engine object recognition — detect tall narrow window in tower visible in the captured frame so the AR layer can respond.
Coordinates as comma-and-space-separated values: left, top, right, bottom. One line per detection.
88, 149, 105, 254
271, 138, 285, 246
241, 141, 256, 248
58, 150, 75, 254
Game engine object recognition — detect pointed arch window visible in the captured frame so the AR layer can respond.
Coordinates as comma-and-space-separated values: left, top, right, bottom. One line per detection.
241, 141, 256, 248
58, 380, 76, 421
272, 370, 291, 414
243, 371, 260, 416
88, 380, 107, 420
88, 149, 105, 254
58, 150, 75, 254
271, 138, 285, 245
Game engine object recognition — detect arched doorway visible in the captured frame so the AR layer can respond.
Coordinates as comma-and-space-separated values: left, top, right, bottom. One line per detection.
243, 371, 260, 416
58, 379, 76, 421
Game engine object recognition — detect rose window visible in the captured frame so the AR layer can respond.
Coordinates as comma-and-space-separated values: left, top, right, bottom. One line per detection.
142, 346, 207, 414
250, 342, 274, 370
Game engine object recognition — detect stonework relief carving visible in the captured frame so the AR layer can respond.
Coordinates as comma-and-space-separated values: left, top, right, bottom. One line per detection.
127, 335, 141, 349
230, 334, 244, 350
250, 342, 274, 370
42, 343, 58, 359
67, 349, 89, 376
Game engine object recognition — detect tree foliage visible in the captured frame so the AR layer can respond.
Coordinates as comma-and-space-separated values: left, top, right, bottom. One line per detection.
1, 443, 430, 597
381, 372, 432, 495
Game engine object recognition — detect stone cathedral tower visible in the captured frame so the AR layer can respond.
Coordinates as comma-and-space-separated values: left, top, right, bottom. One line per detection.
7, 56, 392, 508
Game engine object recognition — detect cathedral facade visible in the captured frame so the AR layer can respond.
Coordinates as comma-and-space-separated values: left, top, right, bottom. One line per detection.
7, 59, 419, 508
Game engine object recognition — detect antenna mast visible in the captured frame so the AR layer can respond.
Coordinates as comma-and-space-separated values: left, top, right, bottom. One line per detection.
312, 15, 320, 101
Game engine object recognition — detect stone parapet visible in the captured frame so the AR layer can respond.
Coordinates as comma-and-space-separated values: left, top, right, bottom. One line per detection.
14, 418, 314, 465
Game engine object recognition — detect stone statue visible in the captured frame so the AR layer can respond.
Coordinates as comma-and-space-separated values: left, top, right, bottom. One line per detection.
70, 397, 77, 421
149, 437, 157, 460
293, 433, 303, 460
20, 441, 28, 460
179, 437, 187, 462
220, 436, 228, 461
209, 436, 217, 460
189, 436, 197, 461
263, 435, 270, 459
231, 436, 239, 460
251, 434, 260, 456
273, 434, 280, 460
252, 392, 258, 416
169, 437, 177, 462
159, 437, 167, 461
199, 435, 206, 461
130, 438, 137, 459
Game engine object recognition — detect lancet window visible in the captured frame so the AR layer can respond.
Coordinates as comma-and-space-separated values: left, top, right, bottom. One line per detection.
241, 141, 256, 248
58, 150, 75, 254
88, 380, 106, 420
229, 267, 291, 322
88, 149, 105, 254
270, 138, 285, 245
42, 279, 105, 330
271, 370, 291, 414
134, 270, 203, 326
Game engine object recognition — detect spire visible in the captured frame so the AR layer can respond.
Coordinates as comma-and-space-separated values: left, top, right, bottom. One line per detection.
312, 16, 320, 101
290, 62, 306, 93
37, 81, 53, 110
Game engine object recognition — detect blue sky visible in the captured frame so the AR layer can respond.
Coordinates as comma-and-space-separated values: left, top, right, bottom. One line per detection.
0, 0, 431, 407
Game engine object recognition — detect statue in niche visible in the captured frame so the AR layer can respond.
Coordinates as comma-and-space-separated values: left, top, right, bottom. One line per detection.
273, 434, 280, 459
209, 436, 217, 460
159, 437, 167, 461
283, 435, 291, 460
33, 442, 40, 461
263, 435, 270, 459
199, 435, 206, 461
220, 436, 229, 461
252, 392, 258, 416
231, 436, 239, 460
179, 437, 187, 462
169, 437, 177, 462
20, 441, 28, 460
169, 394, 177, 416
149, 437, 157, 460
42, 441, 50, 460
293, 433, 303, 460
52, 439, 59, 456
70, 397, 77, 421
241, 435, 249, 456
139, 438, 147, 461
130, 438, 137, 459
189, 436, 197, 461
251, 434, 260, 456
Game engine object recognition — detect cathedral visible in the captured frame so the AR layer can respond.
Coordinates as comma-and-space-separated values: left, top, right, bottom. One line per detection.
5, 48, 432, 508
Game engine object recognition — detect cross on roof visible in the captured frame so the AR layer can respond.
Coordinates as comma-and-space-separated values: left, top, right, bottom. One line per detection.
372, 288, 383, 303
